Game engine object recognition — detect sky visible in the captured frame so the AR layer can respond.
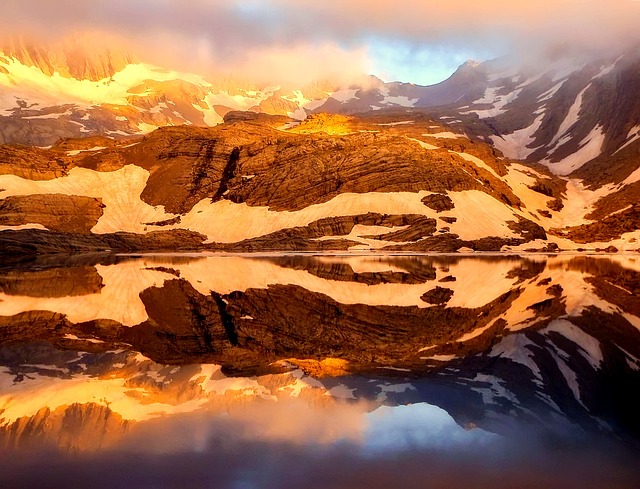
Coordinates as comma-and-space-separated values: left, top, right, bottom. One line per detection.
2, 0, 640, 86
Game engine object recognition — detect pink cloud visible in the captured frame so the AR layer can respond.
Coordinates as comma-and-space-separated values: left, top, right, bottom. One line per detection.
2, 0, 639, 84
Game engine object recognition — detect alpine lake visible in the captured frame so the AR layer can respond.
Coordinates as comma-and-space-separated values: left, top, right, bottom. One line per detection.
0, 252, 639, 488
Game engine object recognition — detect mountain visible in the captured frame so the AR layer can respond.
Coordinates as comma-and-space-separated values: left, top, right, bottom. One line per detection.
1, 40, 640, 253
1, 36, 137, 82
430, 48, 640, 179
0, 114, 567, 254
0, 41, 492, 147
0, 110, 636, 254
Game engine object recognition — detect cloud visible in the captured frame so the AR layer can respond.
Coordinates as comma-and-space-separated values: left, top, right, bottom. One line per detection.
1, 0, 639, 84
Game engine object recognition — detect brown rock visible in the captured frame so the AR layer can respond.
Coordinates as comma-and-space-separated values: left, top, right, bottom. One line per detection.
421, 286, 454, 305
422, 194, 455, 212
0, 194, 104, 233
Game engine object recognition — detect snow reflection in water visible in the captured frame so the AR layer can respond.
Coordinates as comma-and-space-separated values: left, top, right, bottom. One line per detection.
0, 253, 639, 488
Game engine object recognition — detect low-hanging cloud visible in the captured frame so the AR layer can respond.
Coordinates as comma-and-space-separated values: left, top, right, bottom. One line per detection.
2, 0, 639, 84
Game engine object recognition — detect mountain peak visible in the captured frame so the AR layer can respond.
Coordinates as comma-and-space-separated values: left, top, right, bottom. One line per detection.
462, 59, 481, 68
1, 34, 137, 81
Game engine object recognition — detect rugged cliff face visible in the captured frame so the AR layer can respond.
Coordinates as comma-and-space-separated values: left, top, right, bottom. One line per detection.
1, 36, 137, 82
2, 38, 638, 170
1, 40, 640, 251
1, 112, 636, 252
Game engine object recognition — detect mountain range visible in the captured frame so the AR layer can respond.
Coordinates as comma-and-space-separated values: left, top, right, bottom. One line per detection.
1, 39, 640, 253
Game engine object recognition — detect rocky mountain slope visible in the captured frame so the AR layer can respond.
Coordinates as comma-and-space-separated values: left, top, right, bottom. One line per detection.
0, 111, 636, 253
1, 40, 640, 253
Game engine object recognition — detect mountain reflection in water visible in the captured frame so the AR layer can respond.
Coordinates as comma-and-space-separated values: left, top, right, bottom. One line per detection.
0, 253, 639, 488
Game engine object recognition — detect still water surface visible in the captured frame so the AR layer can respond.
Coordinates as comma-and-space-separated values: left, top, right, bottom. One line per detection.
0, 253, 639, 488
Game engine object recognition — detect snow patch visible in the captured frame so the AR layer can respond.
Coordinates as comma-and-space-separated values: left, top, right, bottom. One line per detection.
376, 383, 416, 402
327, 384, 357, 399
179, 189, 519, 244
543, 319, 603, 369
422, 354, 457, 362
411, 138, 439, 150
490, 114, 544, 160
22, 109, 74, 119
490, 334, 542, 380
66, 146, 107, 156
63, 334, 104, 344
381, 95, 417, 107
544, 125, 606, 175
0, 165, 175, 234
0, 223, 48, 232
613, 124, 640, 157
452, 151, 501, 178
421, 132, 460, 139
550, 85, 590, 147
550, 351, 585, 407
538, 80, 567, 102
470, 374, 519, 405
376, 120, 414, 126
463, 86, 522, 118
331, 89, 359, 103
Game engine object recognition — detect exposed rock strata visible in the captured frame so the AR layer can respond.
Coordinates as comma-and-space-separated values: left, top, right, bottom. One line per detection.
0, 194, 104, 233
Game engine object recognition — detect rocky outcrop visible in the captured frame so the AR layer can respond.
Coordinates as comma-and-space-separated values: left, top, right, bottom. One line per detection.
421, 194, 455, 212
0, 229, 207, 255
421, 286, 454, 305
0, 194, 104, 233
85, 123, 519, 215
269, 255, 439, 285
552, 204, 640, 243
1, 113, 580, 254
0, 145, 72, 180
507, 216, 547, 241
213, 213, 437, 252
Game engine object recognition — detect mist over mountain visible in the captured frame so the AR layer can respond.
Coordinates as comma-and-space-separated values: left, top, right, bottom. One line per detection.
1, 30, 640, 255
2, 5, 640, 488
3, 0, 640, 85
